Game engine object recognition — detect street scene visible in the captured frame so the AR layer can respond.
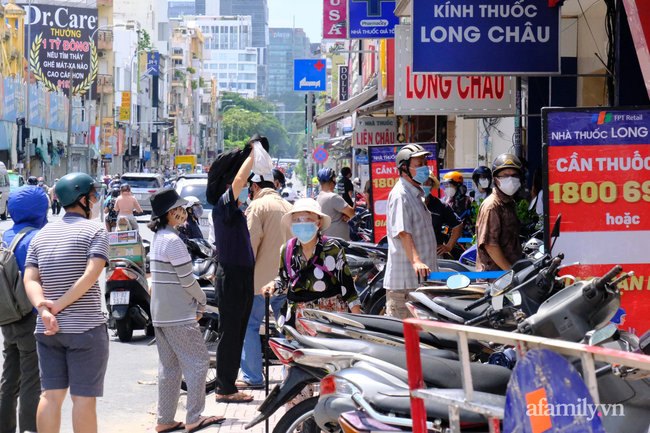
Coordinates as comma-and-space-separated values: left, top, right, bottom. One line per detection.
1, 0, 650, 433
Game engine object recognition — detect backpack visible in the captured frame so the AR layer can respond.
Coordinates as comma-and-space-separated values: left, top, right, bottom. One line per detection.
0, 227, 37, 326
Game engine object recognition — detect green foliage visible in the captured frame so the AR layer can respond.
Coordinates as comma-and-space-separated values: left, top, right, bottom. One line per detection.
295, 158, 308, 186
191, 80, 198, 90
186, 66, 197, 74
138, 30, 155, 51
174, 69, 185, 78
517, 199, 541, 229
221, 105, 288, 156
199, 77, 206, 88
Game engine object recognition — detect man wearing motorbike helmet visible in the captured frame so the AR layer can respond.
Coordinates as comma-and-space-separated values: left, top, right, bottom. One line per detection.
272, 168, 286, 192
475, 153, 524, 272
385, 144, 437, 318
470, 166, 493, 201
178, 196, 204, 240
441, 171, 474, 231
23, 173, 109, 432
27, 176, 38, 186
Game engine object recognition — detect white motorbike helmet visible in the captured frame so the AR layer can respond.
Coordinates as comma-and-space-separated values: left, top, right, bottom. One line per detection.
183, 196, 204, 218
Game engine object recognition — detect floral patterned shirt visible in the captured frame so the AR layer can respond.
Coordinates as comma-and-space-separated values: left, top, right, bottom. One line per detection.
274, 234, 360, 308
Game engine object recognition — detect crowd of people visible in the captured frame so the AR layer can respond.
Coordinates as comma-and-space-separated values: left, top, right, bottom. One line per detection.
0, 133, 543, 433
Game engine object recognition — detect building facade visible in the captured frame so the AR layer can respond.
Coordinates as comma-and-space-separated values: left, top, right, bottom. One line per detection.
268, 27, 311, 96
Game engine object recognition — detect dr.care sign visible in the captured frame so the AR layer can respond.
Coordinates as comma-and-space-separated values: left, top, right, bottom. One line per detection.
412, 0, 560, 74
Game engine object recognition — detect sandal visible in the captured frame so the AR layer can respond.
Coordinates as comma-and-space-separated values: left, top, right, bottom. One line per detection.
215, 391, 254, 403
187, 416, 225, 433
235, 380, 264, 390
152, 422, 185, 433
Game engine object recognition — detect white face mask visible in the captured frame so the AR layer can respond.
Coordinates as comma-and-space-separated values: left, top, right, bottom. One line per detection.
498, 177, 521, 196
91, 199, 102, 220
444, 186, 456, 198
478, 178, 490, 189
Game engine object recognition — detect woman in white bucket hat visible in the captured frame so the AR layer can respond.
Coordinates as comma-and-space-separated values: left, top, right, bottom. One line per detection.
261, 198, 361, 333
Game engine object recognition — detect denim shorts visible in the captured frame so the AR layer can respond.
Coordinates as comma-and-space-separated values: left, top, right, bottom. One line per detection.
35, 324, 109, 397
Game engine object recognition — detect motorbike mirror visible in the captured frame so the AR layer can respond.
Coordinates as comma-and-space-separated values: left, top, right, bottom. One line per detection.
447, 274, 471, 290
550, 214, 562, 238
589, 323, 620, 347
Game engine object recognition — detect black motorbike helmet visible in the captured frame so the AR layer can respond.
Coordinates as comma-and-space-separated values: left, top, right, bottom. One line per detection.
472, 166, 493, 186
27, 176, 38, 186
272, 168, 286, 190
492, 153, 524, 178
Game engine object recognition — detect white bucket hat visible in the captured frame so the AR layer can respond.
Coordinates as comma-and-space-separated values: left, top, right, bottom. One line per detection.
281, 198, 331, 231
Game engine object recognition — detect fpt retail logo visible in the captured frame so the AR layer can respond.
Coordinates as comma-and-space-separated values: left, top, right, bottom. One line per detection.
591, 111, 612, 125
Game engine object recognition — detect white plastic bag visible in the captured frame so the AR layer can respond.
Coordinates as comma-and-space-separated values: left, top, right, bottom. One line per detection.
251, 140, 274, 175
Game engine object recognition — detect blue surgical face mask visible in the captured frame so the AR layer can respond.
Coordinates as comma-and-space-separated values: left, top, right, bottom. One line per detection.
421, 186, 432, 197
292, 222, 318, 244
412, 166, 430, 184
238, 187, 249, 204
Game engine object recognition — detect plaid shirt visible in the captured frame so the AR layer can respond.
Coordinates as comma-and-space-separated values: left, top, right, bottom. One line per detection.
385, 177, 438, 290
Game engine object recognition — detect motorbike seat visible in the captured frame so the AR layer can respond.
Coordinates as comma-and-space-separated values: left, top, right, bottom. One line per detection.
433, 297, 488, 320
334, 313, 483, 353
370, 389, 505, 423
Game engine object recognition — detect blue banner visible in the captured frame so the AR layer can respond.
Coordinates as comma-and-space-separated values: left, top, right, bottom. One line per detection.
147, 52, 160, 75
546, 109, 650, 147
412, 0, 560, 74
348, 0, 399, 39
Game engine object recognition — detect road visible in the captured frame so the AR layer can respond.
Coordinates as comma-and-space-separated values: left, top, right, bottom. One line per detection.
0, 182, 304, 432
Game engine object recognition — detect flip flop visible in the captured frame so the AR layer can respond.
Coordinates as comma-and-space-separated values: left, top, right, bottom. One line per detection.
151, 422, 185, 433
235, 380, 264, 390
187, 416, 225, 433
215, 391, 254, 403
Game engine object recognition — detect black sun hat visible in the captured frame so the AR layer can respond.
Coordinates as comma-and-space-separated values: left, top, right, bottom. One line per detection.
150, 188, 188, 219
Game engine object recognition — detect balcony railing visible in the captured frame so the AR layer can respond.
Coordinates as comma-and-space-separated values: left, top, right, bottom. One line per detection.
171, 48, 184, 59
98, 30, 113, 50
96, 74, 113, 94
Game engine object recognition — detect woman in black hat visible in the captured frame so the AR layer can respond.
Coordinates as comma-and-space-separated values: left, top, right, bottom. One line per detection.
147, 188, 224, 433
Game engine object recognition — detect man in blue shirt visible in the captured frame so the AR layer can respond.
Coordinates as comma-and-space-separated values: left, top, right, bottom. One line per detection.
212, 144, 256, 403
0, 186, 49, 433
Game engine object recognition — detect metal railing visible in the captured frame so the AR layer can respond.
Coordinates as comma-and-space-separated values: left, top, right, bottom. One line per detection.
402, 318, 650, 433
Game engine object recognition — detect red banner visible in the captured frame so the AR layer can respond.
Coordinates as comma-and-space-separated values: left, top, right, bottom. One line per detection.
369, 144, 438, 242
623, 0, 650, 100
545, 108, 650, 335
323, 0, 347, 39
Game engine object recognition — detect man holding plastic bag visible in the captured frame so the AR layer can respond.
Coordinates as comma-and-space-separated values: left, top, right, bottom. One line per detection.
208, 135, 275, 403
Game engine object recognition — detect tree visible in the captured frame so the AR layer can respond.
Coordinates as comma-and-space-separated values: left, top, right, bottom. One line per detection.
138, 30, 155, 51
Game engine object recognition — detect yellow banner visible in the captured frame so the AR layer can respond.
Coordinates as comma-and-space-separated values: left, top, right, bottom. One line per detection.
119, 107, 130, 121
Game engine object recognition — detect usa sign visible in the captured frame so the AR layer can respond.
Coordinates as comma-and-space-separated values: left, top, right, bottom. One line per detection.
411, 0, 560, 74
395, 26, 515, 115
323, 0, 347, 39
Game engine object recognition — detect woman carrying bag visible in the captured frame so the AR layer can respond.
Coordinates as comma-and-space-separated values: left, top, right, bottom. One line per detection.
261, 198, 361, 333
148, 188, 224, 433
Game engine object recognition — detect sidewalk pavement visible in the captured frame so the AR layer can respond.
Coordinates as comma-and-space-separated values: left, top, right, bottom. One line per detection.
158, 365, 286, 433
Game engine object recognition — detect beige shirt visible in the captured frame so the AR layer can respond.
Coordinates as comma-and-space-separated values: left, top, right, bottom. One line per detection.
246, 188, 293, 295
114, 194, 143, 216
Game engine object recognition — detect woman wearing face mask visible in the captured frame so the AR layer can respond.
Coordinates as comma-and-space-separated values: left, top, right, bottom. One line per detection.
470, 166, 493, 202
441, 171, 474, 235
475, 153, 524, 272
261, 198, 361, 333
421, 174, 464, 259
178, 196, 204, 241
147, 188, 224, 433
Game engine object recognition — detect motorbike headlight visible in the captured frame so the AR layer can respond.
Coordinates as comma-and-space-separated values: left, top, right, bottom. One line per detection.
198, 243, 212, 257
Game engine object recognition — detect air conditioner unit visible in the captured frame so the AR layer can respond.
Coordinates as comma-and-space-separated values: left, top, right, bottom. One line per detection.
97, 51, 106, 58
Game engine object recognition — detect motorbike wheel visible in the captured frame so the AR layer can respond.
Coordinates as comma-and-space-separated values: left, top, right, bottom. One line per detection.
181, 365, 217, 393
272, 397, 320, 433
369, 294, 386, 316
116, 316, 134, 342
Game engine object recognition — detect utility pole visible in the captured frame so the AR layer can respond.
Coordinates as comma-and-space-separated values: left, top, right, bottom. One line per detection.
66, 67, 74, 173
306, 91, 314, 185
25, 0, 32, 177
98, 90, 104, 175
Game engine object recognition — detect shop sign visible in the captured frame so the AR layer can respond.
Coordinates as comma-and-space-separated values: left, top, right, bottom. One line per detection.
323, 0, 347, 39
354, 116, 397, 147
21, 4, 99, 95
369, 144, 437, 242
543, 107, 650, 335
412, 0, 560, 74
120, 91, 130, 121
622, 0, 650, 99
395, 26, 515, 115
348, 0, 399, 39
338, 65, 349, 102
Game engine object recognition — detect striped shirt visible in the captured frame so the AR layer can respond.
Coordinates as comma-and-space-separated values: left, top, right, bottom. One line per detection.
25, 212, 110, 334
150, 227, 206, 327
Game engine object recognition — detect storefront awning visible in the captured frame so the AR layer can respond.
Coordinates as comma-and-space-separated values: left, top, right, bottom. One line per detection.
356, 97, 394, 117
314, 86, 378, 130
